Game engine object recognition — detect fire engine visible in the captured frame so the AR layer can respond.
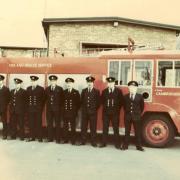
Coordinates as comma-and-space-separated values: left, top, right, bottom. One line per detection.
0, 50, 180, 148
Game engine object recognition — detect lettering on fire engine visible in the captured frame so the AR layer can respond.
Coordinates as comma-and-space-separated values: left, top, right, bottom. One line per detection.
156, 92, 180, 96
9, 63, 52, 68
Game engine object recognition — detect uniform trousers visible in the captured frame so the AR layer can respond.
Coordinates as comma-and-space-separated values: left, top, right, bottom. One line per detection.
0, 112, 8, 137
81, 110, 97, 143
63, 115, 76, 143
124, 116, 142, 147
10, 112, 24, 139
46, 110, 61, 141
28, 111, 42, 140
102, 112, 120, 145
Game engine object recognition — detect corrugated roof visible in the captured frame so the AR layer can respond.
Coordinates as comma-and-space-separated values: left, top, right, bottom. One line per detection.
42, 16, 180, 31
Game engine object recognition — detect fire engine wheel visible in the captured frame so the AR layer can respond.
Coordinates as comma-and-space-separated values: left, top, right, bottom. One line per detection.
142, 115, 175, 148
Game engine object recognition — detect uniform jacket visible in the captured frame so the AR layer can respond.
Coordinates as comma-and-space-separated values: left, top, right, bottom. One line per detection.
63, 88, 80, 117
26, 85, 45, 112
45, 85, 64, 112
123, 93, 144, 121
9, 88, 27, 114
0, 86, 10, 113
101, 87, 123, 114
81, 87, 100, 114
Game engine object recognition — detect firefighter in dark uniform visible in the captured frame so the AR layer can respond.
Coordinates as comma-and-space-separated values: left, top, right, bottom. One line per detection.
45, 75, 64, 143
0, 75, 10, 139
121, 81, 145, 151
26, 76, 45, 142
99, 77, 123, 149
62, 78, 80, 145
9, 78, 27, 140
79, 76, 100, 147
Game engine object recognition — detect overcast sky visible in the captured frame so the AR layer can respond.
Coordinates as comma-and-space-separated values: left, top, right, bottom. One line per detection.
0, 0, 179, 48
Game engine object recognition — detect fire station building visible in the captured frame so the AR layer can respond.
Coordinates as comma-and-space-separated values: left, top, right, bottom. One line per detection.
0, 46, 47, 58
42, 17, 180, 57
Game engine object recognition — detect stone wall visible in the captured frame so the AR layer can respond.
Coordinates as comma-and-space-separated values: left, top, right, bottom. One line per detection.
0, 48, 47, 58
48, 22, 176, 57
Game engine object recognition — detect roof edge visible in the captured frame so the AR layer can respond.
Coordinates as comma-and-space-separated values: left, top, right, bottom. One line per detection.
42, 16, 180, 31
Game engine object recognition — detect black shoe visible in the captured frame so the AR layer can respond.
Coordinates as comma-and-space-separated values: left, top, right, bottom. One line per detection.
2, 136, 7, 140
61, 140, 68, 144
115, 144, 120, 149
91, 142, 97, 147
71, 141, 76, 145
136, 146, 144, 151
56, 140, 60, 144
47, 139, 53, 142
121, 144, 128, 150
10, 136, 16, 140
78, 142, 86, 146
20, 138, 24, 141
38, 139, 43, 142
26, 138, 35, 142
99, 143, 106, 148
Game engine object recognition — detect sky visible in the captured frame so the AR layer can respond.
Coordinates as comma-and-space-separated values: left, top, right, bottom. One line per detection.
0, 0, 179, 48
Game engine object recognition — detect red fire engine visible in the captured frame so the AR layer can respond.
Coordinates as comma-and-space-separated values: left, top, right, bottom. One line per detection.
0, 50, 180, 147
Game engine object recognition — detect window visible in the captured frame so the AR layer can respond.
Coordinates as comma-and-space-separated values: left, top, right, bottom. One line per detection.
109, 61, 119, 81
81, 42, 128, 56
134, 61, 152, 86
157, 60, 180, 87
109, 61, 131, 85
175, 61, 180, 86
120, 61, 131, 85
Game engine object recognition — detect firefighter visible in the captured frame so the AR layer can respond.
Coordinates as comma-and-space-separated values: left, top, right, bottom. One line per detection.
99, 77, 123, 149
62, 78, 80, 145
121, 80, 145, 151
0, 75, 10, 139
45, 75, 64, 143
26, 76, 45, 142
9, 78, 27, 140
79, 76, 100, 147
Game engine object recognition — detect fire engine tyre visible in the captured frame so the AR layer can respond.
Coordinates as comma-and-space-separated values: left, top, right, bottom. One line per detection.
142, 115, 175, 148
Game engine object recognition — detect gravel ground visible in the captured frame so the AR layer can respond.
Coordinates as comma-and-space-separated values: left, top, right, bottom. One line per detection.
0, 136, 180, 180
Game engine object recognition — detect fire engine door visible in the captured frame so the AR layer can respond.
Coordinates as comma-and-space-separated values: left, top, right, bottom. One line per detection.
108, 60, 132, 86
133, 60, 153, 102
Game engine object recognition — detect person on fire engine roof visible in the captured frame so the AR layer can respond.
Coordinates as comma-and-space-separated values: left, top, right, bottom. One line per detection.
26, 76, 45, 142
0, 75, 10, 140
99, 77, 123, 149
45, 75, 64, 143
9, 78, 27, 140
62, 77, 80, 145
121, 80, 145, 151
79, 76, 100, 147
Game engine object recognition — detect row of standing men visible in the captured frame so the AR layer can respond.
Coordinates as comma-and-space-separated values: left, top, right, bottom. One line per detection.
0, 74, 144, 151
